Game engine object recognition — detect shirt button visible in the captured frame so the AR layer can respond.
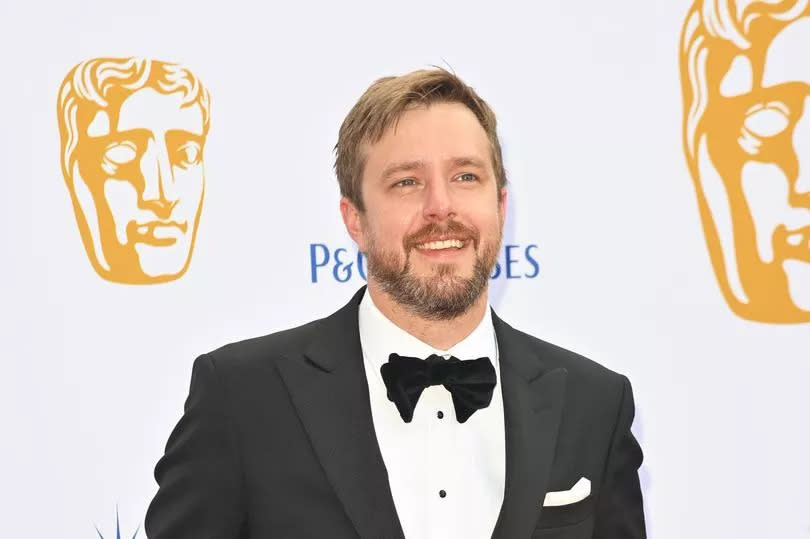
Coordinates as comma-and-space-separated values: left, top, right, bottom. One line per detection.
439, 489, 447, 498
437, 410, 444, 419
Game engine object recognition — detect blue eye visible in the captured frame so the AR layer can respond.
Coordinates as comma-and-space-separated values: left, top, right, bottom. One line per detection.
395, 178, 417, 187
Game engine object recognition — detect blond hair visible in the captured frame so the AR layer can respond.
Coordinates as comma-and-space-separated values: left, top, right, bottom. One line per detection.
334, 68, 506, 212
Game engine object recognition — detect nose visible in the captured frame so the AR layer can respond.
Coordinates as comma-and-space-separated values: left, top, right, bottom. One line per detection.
422, 176, 455, 223
139, 137, 179, 219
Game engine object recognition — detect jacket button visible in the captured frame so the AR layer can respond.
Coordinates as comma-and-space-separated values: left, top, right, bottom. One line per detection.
437, 410, 444, 419
439, 490, 447, 498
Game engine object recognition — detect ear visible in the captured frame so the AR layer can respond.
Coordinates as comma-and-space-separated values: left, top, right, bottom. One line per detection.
340, 196, 367, 251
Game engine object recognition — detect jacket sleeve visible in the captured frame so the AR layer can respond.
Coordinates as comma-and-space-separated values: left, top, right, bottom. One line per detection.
593, 376, 647, 538
145, 354, 247, 538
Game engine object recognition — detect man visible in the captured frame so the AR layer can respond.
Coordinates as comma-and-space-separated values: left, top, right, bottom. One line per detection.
680, 0, 810, 322
146, 68, 646, 538
57, 57, 210, 284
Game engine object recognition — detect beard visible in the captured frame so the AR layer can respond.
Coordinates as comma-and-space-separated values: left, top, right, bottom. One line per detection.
364, 219, 501, 320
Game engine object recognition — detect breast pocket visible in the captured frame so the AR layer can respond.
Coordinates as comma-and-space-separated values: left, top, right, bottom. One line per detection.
532, 493, 595, 537
531, 516, 594, 538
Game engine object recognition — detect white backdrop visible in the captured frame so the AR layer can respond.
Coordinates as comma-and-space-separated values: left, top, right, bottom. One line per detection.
2, 0, 809, 537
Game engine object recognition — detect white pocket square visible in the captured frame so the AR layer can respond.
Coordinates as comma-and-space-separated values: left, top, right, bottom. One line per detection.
542, 477, 591, 507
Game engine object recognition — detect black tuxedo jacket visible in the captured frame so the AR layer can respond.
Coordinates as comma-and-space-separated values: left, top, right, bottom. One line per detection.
146, 287, 646, 538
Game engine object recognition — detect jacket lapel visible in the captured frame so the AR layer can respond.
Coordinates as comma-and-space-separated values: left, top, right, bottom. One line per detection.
275, 287, 405, 539
491, 312, 568, 539
275, 287, 567, 539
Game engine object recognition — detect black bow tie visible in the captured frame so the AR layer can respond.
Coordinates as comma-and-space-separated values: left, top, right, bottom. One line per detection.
380, 353, 497, 423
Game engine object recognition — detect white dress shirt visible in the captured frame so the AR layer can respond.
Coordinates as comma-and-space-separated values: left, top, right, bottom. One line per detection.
358, 289, 506, 539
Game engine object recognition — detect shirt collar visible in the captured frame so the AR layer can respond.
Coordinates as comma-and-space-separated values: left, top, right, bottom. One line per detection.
358, 288, 498, 375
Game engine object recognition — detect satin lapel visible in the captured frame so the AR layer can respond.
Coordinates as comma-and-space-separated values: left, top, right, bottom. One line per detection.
491, 312, 568, 539
275, 287, 405, 539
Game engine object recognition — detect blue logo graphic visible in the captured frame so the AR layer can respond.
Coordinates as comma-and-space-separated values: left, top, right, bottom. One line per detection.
309, 243, 540, 283
95, 506, 139, 539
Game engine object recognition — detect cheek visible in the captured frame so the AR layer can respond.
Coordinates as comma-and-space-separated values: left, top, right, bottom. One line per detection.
474, 205, 503, 235
375, 218, 410, 248
367, 204, 417, 243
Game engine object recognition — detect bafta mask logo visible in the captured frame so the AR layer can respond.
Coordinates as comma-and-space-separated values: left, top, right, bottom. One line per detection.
680, 0, 810, 323
57, 58, 211, 284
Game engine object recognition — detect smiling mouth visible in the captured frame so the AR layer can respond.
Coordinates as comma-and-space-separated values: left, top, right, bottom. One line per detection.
415, 238, 467, 250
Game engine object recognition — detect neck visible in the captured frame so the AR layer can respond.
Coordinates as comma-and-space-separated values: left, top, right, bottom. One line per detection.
366, 281, 489, 350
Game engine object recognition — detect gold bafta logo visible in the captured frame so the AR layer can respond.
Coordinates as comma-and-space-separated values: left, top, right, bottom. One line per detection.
680, 1, 810, 323
57, 58, 210, 284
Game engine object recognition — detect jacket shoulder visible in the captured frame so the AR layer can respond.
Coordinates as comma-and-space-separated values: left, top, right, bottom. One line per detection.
501, 321, 634, 433
504, 321, 629, 390
202, 316, 325, 373
197, 287, 367, 376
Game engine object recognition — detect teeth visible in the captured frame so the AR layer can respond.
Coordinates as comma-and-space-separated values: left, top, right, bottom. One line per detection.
417, 239, 464, 250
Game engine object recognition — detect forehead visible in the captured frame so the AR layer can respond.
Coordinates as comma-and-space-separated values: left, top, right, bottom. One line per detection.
116, 87, 204, 134
365, 102, 491, 167
762, 16, 810, 87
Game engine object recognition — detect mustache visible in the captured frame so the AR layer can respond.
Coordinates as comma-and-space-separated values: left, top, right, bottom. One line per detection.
404, 220, 480, 249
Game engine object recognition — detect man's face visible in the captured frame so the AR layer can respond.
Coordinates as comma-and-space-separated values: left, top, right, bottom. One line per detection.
697, 16, 810, 321
346, 102, 506, 319
70, 87, 206, 283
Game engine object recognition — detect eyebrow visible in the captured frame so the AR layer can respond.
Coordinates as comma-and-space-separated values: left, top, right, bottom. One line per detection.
380, 160, 425, 181
450, 156, 487, 170
379, 156, 487, 181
